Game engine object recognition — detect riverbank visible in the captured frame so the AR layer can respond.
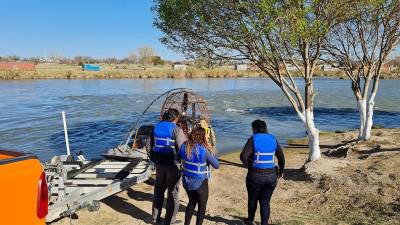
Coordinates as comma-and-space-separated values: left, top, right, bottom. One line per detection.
0, 68, 261, 79
52, 128, 400, 225
1, 65, 399, 80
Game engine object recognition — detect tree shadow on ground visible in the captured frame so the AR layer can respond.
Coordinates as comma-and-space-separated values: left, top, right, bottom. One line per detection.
227, 215, 279, 225
283, 167, 311, 182
290, 139, 358, 151
127, 188, 187, 212
102, 195, 153, 224
205, 215, 245, 224
360, 147, 400, 155
219, 158, 244, 168
358, 147, 400, 160
127, 188, 154, 202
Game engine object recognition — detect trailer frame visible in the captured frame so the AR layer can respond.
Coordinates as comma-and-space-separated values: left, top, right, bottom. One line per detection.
45, 148, 153, 223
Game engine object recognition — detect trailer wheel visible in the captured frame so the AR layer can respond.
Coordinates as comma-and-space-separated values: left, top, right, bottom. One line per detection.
87, 200, 100, 212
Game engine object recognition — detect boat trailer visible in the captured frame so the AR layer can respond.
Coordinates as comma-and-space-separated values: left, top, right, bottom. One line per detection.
44, 147, 152, 222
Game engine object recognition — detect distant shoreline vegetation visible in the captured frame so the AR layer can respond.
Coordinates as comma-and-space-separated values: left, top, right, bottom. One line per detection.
1, 63, 399, 80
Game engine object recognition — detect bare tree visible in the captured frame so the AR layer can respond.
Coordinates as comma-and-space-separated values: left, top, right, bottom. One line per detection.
1, 55, 20, 61
324, 0, 400, 140
128, 51, 138, 64
48, 52, 64, 63
138, 46, 156, 65
154, 0, 356, 161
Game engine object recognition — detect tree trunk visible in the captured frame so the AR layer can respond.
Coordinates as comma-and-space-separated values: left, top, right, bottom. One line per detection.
363, 98, 375, 140
357, 99, 367, 140
305, 108, 321, 161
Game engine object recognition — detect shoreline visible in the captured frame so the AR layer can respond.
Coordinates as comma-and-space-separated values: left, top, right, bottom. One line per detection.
52, 128, 400, 225
1, 68, 399, 80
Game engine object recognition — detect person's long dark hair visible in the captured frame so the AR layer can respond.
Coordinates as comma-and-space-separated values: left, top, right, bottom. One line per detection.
252, 119, 268, 133
185, 127, 213, 159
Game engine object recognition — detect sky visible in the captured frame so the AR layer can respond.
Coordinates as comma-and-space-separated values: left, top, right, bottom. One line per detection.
0, 0, 185, 60
0, 1, 399, 61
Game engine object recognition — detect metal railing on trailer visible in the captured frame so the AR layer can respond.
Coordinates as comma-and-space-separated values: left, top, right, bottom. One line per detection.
44, 148, 153, 223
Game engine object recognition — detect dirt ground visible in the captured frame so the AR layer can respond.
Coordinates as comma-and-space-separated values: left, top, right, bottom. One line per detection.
52, 128, 400, 225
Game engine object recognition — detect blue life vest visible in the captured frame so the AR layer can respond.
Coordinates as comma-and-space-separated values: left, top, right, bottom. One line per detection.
153, 121, 176, 153
180, 143, 209, 179
252, 133, 277, 169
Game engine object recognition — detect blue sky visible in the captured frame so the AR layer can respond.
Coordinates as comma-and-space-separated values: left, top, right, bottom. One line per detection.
0, 1, 398, 60
0, 0, 185, 60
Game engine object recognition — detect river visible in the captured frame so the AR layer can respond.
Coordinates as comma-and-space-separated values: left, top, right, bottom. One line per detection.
0, 78, 399, 161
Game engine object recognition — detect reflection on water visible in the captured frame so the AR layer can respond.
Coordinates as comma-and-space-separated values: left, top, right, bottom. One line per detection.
0, 78, 399, 161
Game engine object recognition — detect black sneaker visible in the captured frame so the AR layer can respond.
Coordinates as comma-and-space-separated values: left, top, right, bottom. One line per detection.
243, 218, 256, 225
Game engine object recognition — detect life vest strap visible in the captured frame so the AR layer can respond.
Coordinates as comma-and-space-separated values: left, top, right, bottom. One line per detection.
182, 160, 207, 167
255, 152, 274, 156
155, 145, 174, 148
183, 168, 209, 174
255, 160, 275, 163
182, 159, 209, 175
255, 152, 275, 164
155, 137, 176, 145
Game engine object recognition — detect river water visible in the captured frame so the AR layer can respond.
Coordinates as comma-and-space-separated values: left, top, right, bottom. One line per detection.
0, 78, 399, 161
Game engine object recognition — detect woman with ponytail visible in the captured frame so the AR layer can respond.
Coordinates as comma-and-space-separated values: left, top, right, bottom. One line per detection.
179, 127, 219, 225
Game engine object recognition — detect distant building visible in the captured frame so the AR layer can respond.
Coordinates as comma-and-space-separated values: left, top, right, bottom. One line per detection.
321, 62, 340, 72
382, 60, 399, 73
235, 63, 260, 71
235, 64, 248, 71
219, 64, 236, 70
82, 64, 101, 71
0, 62, 36, 71
172, 64, 188, 70
40, 58, 60, 63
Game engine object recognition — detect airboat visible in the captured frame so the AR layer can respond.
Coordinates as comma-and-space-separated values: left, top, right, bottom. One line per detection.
44, 88, 213, 222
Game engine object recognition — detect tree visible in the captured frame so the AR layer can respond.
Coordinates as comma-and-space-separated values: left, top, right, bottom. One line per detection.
138, 46, 156, 65
48, 52, 64, 63
1, 55, 20, 61
154, 0, 356, 161
74, 55, 98, 64
151, 56, 165, 65
25, 57, 42, 65
194, 57, 215, 69
128, 51, 138, 64
324, 0, 400, 140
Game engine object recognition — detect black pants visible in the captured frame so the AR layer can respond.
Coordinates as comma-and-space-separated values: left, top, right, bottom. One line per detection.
184, 179, 209, 225
152, 165, 181, 225
246, 170, 277, 225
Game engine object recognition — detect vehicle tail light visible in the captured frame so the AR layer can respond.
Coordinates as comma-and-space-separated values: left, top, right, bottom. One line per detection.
37, 171, 48, 219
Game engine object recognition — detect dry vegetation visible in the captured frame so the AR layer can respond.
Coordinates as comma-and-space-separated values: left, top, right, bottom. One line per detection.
0, 65, 262, 80
1, 63, 399, 80
52, 128, 400, 225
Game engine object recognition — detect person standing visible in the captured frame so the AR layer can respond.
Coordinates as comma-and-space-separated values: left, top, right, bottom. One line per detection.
180, 127, 219, 225
150, 108, 187, 225
240, 120, 285, 225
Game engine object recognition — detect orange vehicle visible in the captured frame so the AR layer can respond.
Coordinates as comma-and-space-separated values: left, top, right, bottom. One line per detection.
0, 150, 48, 225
